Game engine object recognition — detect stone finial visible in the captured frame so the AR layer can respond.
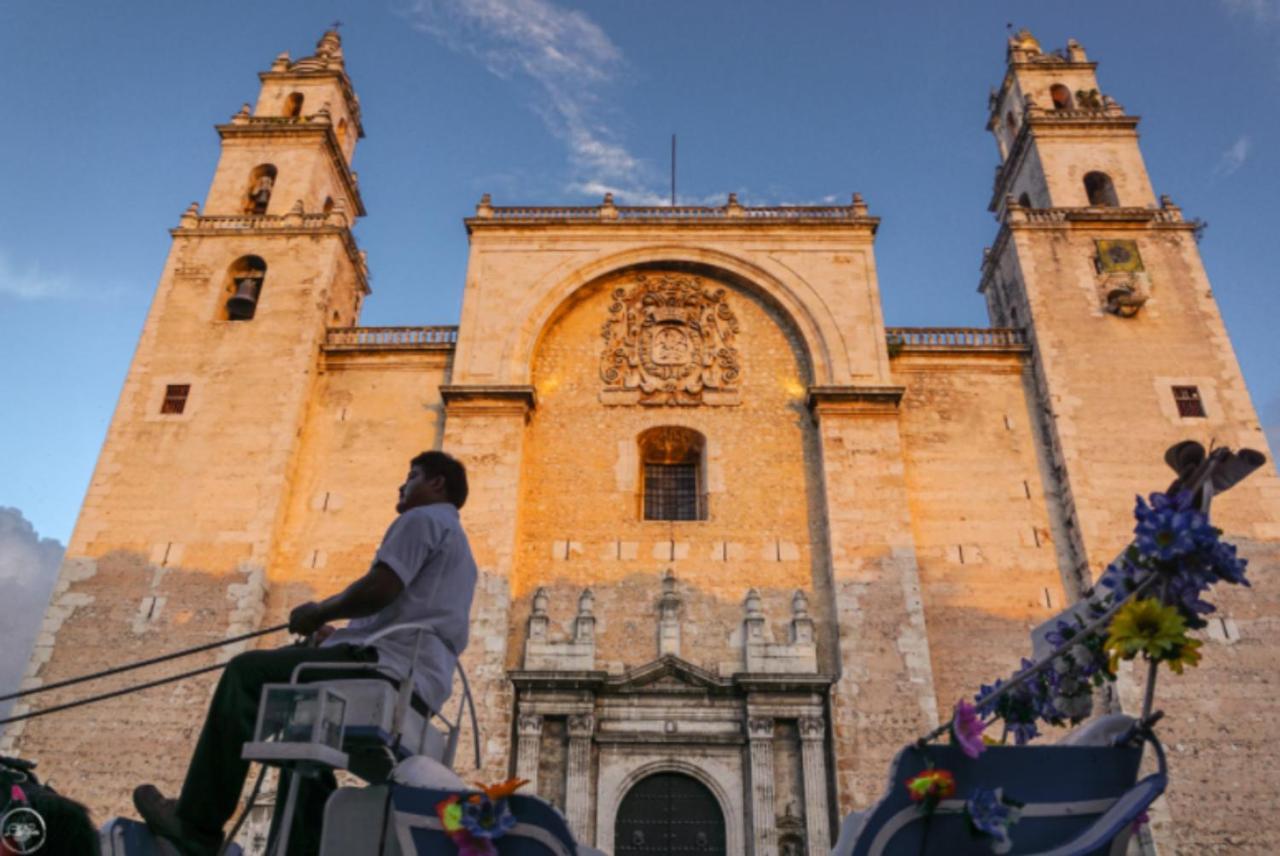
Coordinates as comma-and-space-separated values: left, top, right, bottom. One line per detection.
600, 192, 618, 220
272, 52, 291, 71
232, 103, 251, 124
1004, 194, 1027, 224
790, 590, 814, 645
284, 199, 305, 226
528, 587, 549, 644
1065, 38, 1087, 62
744, 588, 763, 618
851, 193, 868, 217
574, 588, 595, 644
658, 571, 681, 656
476, 193, 494, 218
726, 192, 744, 217
179, 201, 200, 228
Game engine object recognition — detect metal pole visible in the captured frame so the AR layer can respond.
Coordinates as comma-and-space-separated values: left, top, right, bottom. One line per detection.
671, 134, 676, 206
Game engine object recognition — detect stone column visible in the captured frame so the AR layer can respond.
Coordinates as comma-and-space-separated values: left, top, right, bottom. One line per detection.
440, 385, 536, 783
808, 387, 939, 814
798, 716, 831, 854
514, 713, 543, 793
747, 715, 777, 856
565, 713, 595, 844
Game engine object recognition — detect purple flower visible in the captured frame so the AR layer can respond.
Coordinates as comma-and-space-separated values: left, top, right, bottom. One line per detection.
952, 699, 987, 759
1209, 540, 1249, 586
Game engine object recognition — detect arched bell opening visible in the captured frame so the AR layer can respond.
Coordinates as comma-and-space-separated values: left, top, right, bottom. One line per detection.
1050, 83, 1074, 111
283, 92, 304, 119
223, 255, 267, 321
614, 772, 726, 855
244, 164, 277, 215
1084, 171, 1119, 207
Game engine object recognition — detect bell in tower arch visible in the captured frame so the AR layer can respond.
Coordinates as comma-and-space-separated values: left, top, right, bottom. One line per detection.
225, 256, 266, 321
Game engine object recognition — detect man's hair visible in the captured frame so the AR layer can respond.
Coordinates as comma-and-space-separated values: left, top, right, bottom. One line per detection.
410, 450, 469, 509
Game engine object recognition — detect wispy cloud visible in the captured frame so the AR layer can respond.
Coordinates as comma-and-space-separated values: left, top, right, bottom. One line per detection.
1214, 135, 1252, 176
0, 249, 71, 300
1221, 0, 1280, 22
405, 0, 668, 203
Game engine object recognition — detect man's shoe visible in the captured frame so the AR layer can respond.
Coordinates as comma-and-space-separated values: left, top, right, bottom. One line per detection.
132, 785, 222, 855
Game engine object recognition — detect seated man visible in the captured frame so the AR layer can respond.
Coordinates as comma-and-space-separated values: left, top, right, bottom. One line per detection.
133, 450, 477, 854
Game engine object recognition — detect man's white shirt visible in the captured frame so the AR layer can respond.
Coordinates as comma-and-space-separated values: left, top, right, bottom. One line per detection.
323, 502, 477, 712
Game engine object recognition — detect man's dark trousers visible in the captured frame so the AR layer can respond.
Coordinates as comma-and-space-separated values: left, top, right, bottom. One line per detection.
175, 643, 375, 848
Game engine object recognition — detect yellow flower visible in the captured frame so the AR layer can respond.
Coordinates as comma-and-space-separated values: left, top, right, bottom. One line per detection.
1104, 598, 1195, 673
1164, 637, 1203, 674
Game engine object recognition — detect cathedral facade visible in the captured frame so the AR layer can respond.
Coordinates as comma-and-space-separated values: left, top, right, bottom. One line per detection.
5, 29, 1280, 854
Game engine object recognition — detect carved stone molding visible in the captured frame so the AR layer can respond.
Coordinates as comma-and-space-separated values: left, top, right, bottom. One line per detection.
798, 716, 824, 740
599, 272, 741, 406
747, 716, 775, 739
567, 713, 596, 738
517, 713, 544, 736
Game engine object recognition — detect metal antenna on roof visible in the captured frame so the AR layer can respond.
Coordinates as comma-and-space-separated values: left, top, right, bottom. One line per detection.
671, 134, 677, 207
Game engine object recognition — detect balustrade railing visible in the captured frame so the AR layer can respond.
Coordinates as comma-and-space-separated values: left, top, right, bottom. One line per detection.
885, 327, 1027, 349
325, 326, 459, 350
183, 212, 337, 230
480, 203, 869, 222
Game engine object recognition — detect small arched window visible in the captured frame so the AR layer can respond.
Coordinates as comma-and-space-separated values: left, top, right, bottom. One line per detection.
1005, 111, 1018, 135
1050, 84, 1074, 111
244, 164, 277, 215
1084, 171, 1119, 207
639, 426, 705, 521
1017, 192, 1032, 208
283, 92, 304, 119
322, 196, 335, 215
224, 255, 266, 321
337, 118, 349, 146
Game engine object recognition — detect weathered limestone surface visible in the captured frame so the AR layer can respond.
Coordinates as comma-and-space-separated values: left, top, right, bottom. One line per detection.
6, 28, 1279, 855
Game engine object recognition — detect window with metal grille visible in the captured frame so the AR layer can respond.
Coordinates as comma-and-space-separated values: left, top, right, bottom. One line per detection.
638, 426, 706, 521
161, 384, 190, 414
644, 463, 700, 521
1172, 385, 1206, 418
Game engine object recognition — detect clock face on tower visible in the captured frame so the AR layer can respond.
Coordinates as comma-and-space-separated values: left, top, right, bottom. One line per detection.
1095, 239, 1144, 273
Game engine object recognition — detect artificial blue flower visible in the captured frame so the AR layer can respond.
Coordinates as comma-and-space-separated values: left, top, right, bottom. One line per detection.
1133, 492, 1211, 562
966, 787, 1022, 853
460, 796, 517, 840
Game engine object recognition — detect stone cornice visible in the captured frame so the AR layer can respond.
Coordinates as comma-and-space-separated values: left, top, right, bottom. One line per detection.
466, 195, 879, 235
806, 385, 905, 416
733, 673, 835, 693
440, 384, 537, 417
170, 214, 369, 294
216, 118, 366, 216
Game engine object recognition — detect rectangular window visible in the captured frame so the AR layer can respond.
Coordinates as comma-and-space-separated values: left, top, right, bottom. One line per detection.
161, 384, 190, 414
1172, 385, 1206, 418
643, 463, 700, 521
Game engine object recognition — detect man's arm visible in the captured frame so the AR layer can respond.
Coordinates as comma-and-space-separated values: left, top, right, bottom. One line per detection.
288, 561, 405, 637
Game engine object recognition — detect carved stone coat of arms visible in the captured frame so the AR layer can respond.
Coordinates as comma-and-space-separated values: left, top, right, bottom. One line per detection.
599, 273, 741, 406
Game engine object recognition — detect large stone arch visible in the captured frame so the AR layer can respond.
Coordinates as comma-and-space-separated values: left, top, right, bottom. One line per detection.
504, 245, 841, 387
597, 753, 746, 854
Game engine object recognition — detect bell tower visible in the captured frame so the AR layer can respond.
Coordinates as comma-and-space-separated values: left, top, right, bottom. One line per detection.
980, 30, 1279, 589
2, 31, 371, 815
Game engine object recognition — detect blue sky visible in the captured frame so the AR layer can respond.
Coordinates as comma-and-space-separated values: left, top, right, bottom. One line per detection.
2, 0, 1279, 547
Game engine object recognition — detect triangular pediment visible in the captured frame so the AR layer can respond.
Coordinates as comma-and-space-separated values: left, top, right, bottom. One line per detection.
605, 654, 733, 695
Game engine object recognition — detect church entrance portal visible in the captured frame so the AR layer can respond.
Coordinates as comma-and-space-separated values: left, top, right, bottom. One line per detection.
614, 772, 727, 855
